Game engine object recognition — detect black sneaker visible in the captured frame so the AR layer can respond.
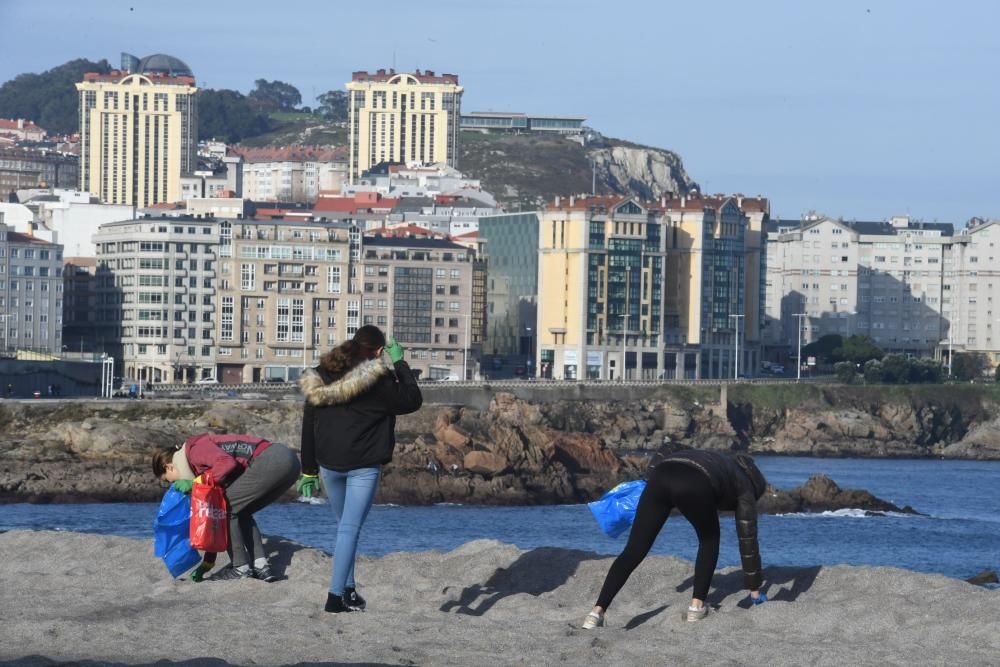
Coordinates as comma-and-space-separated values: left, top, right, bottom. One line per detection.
252, 564, 278, 582
324, 593, 352, 614
209, 565, 252, 581
344, 586, 366, 611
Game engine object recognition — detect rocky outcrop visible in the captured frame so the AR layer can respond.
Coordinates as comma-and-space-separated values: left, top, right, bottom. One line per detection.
758, 475, 919, 515
1, 383, 998, 504
590, 144, 695, 201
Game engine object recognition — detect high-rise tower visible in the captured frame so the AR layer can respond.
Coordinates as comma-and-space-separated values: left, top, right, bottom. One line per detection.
76, 53, 197, 207
346, 69, 462, 182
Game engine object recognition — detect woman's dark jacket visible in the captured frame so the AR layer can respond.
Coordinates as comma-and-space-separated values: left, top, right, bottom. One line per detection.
656, 449, 767, 590
299, 358, 423, 474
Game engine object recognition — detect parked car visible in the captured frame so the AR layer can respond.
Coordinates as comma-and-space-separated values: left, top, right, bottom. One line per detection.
195, 377, 219, 384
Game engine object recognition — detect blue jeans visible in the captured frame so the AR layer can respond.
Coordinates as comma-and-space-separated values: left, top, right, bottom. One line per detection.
319, 465, 380, 595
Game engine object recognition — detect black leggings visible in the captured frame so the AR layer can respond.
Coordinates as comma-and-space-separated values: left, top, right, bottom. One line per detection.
595, 463, 721, 609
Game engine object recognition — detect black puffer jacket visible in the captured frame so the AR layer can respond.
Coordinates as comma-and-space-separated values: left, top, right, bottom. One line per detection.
299, 358, 422, 474
657, 449, 767, 590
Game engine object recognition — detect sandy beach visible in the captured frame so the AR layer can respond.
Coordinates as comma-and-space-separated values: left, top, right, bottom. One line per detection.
0, 530, 997, 666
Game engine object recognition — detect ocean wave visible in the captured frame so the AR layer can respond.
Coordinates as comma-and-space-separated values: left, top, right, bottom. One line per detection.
776, 508, 919, 519
294, 496, 326, 505
433, 502, 465, 507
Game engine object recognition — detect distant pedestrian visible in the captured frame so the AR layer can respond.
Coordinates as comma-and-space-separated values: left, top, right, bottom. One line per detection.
5, 383, 12, 398
297, 325, 422, 613
47, 384, 53, 397
581, 449, 769, 629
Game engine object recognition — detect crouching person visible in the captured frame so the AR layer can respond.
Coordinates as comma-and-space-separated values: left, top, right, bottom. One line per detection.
152, 433, 300, 581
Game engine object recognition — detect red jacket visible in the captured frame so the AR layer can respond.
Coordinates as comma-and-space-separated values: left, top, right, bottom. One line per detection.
183, 433, 272, 487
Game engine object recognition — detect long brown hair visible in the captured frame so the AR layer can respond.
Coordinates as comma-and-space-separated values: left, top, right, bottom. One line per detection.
319, 325, 386, 376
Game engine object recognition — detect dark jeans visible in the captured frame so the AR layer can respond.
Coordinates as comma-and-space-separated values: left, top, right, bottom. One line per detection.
223, 443, 300, 568
596, 463, 721, 609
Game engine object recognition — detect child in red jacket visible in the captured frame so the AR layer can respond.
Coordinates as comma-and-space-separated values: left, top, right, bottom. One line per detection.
152, 433, 300, 581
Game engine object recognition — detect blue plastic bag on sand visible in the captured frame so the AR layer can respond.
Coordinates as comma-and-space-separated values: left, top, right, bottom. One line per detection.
153, 486, 201, 577
588, 480, 647, 538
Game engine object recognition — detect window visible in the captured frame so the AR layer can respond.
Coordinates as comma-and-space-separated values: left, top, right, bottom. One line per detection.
241, 264, 255, 290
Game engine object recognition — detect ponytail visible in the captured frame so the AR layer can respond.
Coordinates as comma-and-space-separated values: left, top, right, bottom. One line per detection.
318, 325, 387, 376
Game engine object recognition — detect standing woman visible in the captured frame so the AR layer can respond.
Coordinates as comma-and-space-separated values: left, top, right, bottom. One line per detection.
297, 325, 422, 613
582, 449, 768, 628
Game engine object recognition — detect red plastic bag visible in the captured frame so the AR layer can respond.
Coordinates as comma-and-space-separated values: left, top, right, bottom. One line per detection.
190, 473, 228, 552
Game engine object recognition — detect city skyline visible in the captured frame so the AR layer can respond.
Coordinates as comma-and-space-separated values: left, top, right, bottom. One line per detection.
1, 0, 997, 224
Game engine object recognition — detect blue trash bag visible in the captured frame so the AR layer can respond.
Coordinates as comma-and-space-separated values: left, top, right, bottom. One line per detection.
587, 479, 647, 538
153, 486, 201, 577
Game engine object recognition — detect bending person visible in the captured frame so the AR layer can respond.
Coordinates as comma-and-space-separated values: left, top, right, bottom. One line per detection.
583, 449, 768, 628
297, 325, 423, 613
152, 433, 300, 581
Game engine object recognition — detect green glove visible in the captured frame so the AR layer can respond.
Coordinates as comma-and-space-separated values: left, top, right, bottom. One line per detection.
297, 474, 320, 498
385, 336, 405, 364
172, 479, 193, 494
189, 558, 215, 582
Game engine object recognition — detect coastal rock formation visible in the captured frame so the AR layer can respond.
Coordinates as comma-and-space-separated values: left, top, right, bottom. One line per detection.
2, 382, 998, 504
590, 144, 694, 201
757, 474, 918, 515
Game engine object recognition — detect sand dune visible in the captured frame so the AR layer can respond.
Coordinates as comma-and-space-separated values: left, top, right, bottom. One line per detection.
0, 531, 997, 666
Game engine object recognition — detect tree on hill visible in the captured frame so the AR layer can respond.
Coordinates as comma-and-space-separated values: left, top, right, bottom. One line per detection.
0, 58, 111, 134
834, 335, 883, 365
197, 89, 273, 143
248, 79, 301, 112
950, 352, 988, 381
802, 334, 843, 364
316, 90, 348, 122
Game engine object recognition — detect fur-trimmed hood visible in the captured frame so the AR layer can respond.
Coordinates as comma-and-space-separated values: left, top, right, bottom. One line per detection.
299, 359, 390, 406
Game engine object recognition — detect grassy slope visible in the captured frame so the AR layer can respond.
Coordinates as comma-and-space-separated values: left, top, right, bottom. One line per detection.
231, 116, 674, 208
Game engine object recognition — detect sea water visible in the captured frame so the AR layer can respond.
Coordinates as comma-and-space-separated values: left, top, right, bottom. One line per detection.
2, 457, 998, 580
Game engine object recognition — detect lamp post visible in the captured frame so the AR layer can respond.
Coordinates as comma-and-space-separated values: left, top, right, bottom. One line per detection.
463, 312, 470, 381
729, 314, 744, 379
525, 325, 533, 377
947, 315, 959, 378
794, 313, 807, 382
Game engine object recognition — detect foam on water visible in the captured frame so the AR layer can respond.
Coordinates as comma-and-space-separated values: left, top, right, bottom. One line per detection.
776, 508, 920, 519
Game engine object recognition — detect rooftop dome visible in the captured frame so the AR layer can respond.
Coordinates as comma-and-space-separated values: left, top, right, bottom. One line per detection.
136, 54, 194, 78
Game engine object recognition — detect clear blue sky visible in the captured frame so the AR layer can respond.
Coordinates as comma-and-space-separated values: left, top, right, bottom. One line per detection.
1, 0, 997, 223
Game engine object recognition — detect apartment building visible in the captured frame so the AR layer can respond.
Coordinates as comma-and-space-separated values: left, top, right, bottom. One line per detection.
0, 118, 46, 142
479, 212, 539, 356
536, 195, 767, 380
361, 236, 479, 380
0, 146, 79, 194
93, 216, 219, 383
765, 215, 952, 358
217, 219, 356, 383
76, 54, 198, 207
940, 218, 1000, 363
62, 256, 98, 354
661, 195, 766, 379
0, 219, 64, 354
347, 69, 463, 181
233, 147, 346, 202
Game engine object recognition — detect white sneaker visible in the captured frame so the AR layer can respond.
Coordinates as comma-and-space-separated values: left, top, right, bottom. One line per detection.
685, 605, 708, 622
582, 611, 605, 629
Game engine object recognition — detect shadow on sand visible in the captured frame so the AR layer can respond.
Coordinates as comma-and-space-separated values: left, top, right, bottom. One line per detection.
675, 565, 822, 609
439, 547, 603, 616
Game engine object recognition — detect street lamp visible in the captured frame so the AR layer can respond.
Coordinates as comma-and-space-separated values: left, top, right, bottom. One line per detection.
729, 314, 744, 379
794, 313, 807, 382
524, 325, 533, 377
947, 315, 959, 378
